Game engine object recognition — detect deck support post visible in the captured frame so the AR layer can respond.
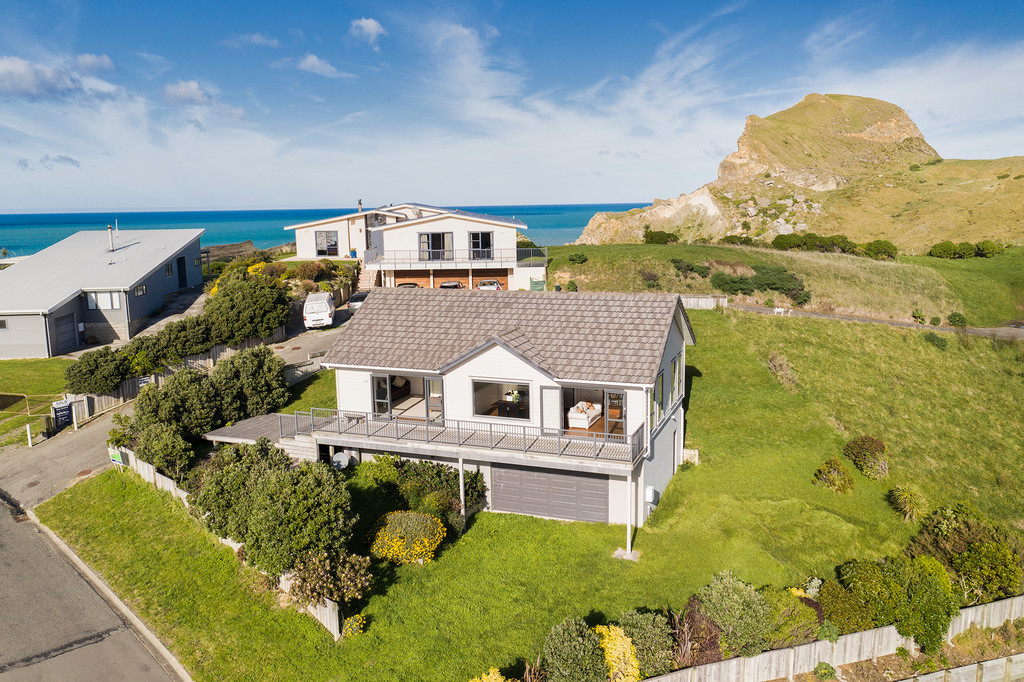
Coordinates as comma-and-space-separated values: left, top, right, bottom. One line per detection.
626, 464, 633, 554
458, 456, 466, 523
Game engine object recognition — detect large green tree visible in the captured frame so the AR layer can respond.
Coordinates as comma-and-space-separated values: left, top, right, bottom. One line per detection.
211, 345, 289, 423
204, 271, 289, 347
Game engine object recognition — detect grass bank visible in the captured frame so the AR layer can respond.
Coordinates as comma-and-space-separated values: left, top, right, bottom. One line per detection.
547, 244, 1024, 325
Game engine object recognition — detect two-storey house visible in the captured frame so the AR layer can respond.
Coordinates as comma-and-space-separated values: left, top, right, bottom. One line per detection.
287, 288, 695, 540
283, 203, 546, 290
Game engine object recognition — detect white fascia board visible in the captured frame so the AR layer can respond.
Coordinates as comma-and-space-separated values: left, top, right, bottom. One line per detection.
321, 363, 441, 374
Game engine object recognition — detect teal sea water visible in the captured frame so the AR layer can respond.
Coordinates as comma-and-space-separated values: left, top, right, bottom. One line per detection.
0, 204, 643, 257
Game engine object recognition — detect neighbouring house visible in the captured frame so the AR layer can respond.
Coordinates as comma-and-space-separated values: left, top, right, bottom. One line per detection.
283, 202, 547, 290
0, 228, 204, 359
285, 288, 695, 533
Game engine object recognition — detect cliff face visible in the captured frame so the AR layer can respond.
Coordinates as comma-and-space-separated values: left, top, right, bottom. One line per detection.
577, 93, 945, 246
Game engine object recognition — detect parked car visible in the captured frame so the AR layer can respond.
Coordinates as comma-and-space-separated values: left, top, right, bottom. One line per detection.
396, 282, 422, 288
302, 292, 336, 329
348, 291, 369, 312
476, 279, 502, 290
438, 281, 465, 289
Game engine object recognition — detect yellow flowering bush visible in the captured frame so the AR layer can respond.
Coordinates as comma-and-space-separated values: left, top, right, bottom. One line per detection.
594, 624, 640, 682
342, 614, 365, 638
468, 668, 510, 682
370, 511, 445, 564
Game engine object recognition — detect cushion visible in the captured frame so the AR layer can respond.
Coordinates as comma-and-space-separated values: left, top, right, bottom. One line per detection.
392, 376, 408, 388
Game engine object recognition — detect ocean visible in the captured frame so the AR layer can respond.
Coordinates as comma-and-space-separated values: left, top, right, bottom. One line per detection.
0, 203, 643, 258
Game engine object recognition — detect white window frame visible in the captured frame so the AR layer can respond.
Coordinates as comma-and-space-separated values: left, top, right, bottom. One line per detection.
134, 285, 147, 297
165, 263, 173, 277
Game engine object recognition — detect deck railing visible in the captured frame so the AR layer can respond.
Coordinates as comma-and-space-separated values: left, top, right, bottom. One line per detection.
286, 408, 646, 464
362, 247, 547, 269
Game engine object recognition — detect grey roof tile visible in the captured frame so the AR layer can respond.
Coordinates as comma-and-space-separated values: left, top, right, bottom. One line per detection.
324, 289, 694, 385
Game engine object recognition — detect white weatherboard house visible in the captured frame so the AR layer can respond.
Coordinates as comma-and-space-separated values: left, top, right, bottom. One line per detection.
0, 229, 204, 359
283, 203, 547, 290
291, 288, 695, 539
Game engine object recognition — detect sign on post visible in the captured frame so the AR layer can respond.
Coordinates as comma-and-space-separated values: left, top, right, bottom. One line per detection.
109, 446, 125, 466
52, 399, 72, 430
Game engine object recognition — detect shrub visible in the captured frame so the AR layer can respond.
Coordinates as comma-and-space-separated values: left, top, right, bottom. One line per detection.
955, 241, 979, 259
929, 316, 940, 326
594, 624, 640, 682
289, 551, 372, 610
64, 346, 131, 394
204, 271, 290, 346
751, 265, 808, 301
342, 614, 365, 638
134, 422, 195, 481
395, 458, 488, 532
721, 235, 754, 246
135, 369, 220, 440
370, 511, 445, 564
817, 580, 874, 634
929, 241, 957, 259
670, 258, 693, 275
951, 541, 1024, 605
566, 280, 578, 292
975, 240, 1003, 257
468, 669, 509, 682
947, 312, 968, 328
691, 264, 710, 277
356, 454, 401, 487
294, 261, 321, 281
843, 436, 889, 480
837, 560, 906, 626
211, 345, 289, 423
697, 571, 772, 657
923, 332, 948, 350
862, 239, 898, 260
760, 586, 819, 649
912, 308, 925, 324
817, 619, 839, 643
710, 271, 754, 295
889, 484, 928, 521
672, 596, 723, 668
618, 610, 673, 677
907, 503, 1018, 569
814, 661, 837, 679
567, 252, 588, 264
643, 229, 678, 244
813, 456, 854, 494
639, 270, 659, 289
157, 315, 213, 362
543, 617, 607, 682
901, 555, 960, 653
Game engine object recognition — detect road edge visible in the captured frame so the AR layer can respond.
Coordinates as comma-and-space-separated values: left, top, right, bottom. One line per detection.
25, 508, 194, 682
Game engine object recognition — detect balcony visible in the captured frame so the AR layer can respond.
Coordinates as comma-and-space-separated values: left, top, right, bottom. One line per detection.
281, 408, 646, 465
363, 247, 547, 270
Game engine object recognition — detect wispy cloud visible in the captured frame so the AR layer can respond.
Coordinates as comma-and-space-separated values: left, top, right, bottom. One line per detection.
804, 13, 872, 61
0, 56, 81, 98
74, 53, 114, 73
163, 79, 211, 105
39, 154, 80, 169
135, 52, 174, 79
223, 33, 280, 48
350, 18, 386, 51
297, 53, 351, 79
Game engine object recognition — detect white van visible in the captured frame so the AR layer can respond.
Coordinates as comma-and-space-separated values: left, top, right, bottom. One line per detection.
303, 292, 336, 329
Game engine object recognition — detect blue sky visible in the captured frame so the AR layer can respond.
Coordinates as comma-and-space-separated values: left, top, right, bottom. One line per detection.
2, 0, 1024, 212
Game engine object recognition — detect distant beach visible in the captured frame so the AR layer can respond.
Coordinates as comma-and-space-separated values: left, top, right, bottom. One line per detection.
0, 203, 643, 257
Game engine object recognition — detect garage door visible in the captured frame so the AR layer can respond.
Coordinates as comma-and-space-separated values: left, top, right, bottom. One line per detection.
54, 315, 78, 354
492, 464, 608, 523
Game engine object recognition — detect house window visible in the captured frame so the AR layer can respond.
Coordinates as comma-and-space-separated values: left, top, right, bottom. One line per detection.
469, 232, 493, 260
473, 381, 529, 420
193, 256, 201, 267
418, 232, 453, 261
650, 371, 664, 427
86, 291, 120, 310
315, 231, 339, 257
165, 263, 173, 277
675, 352, 683, 399
134, 285, 147, 297
0, 319, 7, 331
670, 357, 678, 403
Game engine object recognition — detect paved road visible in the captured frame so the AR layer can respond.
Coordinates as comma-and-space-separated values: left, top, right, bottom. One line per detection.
0, 505, 179, 681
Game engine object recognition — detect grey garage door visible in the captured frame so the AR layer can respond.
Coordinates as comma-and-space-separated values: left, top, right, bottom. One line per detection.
491, 464, 608, 523
54, 315, 78, 354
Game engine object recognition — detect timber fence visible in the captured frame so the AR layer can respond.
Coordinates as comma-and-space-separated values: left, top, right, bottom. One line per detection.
678, 294, 728, 310
114, 445, 341, 639
63, 326, 287, 424
649, 595, 1024, 682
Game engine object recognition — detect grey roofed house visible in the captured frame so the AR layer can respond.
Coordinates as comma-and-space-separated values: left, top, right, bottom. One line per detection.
0, 228, 204, 359
323, 288, 696, 385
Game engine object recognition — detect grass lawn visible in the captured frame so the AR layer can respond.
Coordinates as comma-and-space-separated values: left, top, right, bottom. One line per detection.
33, 309, 1023, 680
902, 247, 1024, 326
0, 357, 74, 447
279, 371, 335, 414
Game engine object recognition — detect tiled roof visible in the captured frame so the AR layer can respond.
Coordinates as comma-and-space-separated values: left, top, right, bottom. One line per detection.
323, 288, 694, 385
